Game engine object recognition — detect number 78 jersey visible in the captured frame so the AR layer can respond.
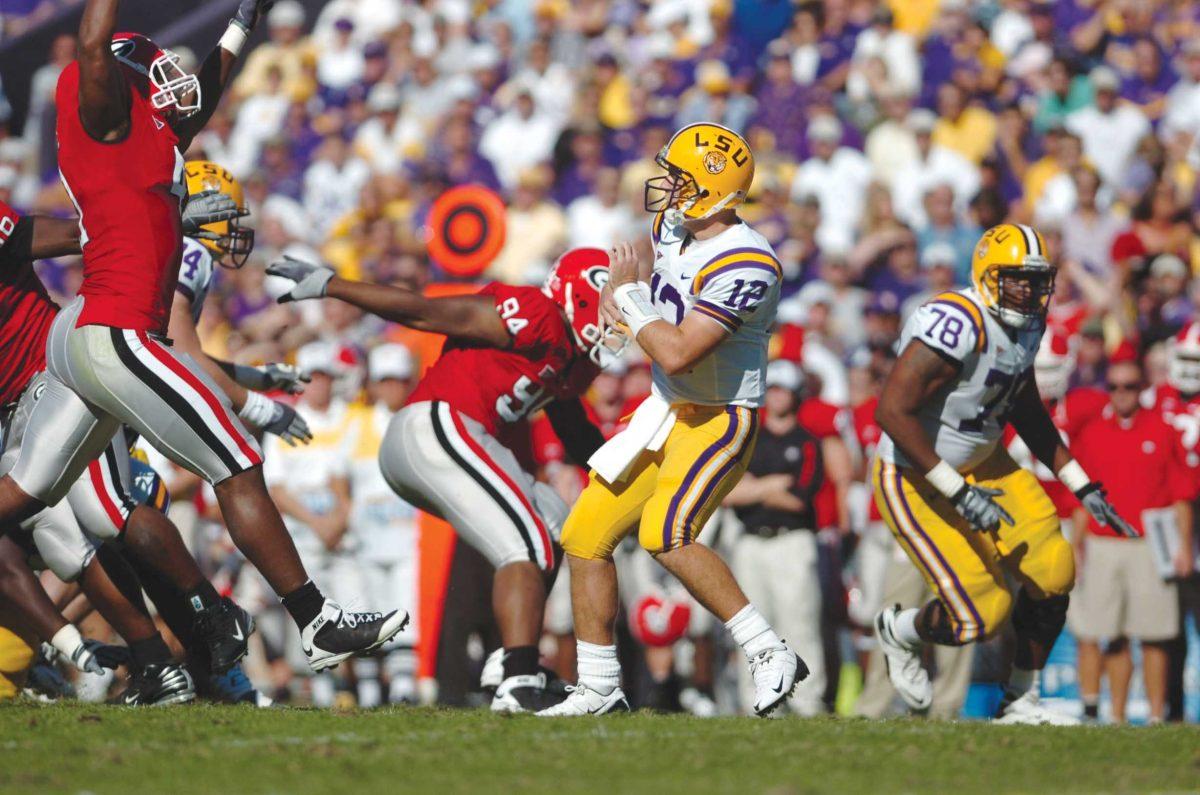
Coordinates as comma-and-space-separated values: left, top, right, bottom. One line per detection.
648, 213, 781, 407
877, 288, 1043, 471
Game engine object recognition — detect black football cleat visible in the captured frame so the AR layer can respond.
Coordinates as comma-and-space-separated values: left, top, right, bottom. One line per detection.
114, 662, 196, 706
193, 597, 254, 673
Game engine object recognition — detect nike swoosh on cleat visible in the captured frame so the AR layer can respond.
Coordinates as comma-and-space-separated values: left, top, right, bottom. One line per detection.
772, 673, 786, 693
232, 622, 245, 642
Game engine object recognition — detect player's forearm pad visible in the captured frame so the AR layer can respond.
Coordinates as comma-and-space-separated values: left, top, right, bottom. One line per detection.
925, 459, 967, 500
1057, 459, 1090, 494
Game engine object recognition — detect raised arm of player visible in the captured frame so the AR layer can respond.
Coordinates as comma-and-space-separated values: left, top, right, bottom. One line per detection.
602, 241, 728, 375
874, 340, 960, 474
267, 256, 512, 348
174, 0, 275, 149
544, 398, 606, 466
77, 0, 129, 141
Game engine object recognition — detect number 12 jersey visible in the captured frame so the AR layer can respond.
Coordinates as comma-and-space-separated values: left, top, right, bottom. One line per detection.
877, 287, 1043, 471
648, 212, 781, 408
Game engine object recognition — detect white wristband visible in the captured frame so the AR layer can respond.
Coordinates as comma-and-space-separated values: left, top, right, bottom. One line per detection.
220, 23, 248, 56
612, 282, 659, 339
925, 460, 967, 499
238, 390, 275, 428
1057, 459, 1090, 493
50, 624, 83, 660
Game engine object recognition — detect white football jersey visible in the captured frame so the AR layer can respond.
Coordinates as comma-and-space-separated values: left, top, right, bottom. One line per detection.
876, 288, 1044, 471
177, 237, 215, 322
648, 212, 781, 407
346, 402, 419, 564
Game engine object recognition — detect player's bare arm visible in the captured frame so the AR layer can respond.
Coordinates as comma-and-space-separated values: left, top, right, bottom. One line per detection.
875, 340, 961, 474
544, 398, 605, 466
77, 0, 129, 140
267, 256, 511, 348
173, 0, 275, 149
28, 216, 82, 259
604, 241, 726, 375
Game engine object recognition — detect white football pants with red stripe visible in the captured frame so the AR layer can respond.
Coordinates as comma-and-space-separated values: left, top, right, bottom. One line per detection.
2, 371, 138, 580
379, 400, 564, 572
9, 296, 262, 509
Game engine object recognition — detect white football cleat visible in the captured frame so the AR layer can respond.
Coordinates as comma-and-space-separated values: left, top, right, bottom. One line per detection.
994, 690, 1080, 725
536, 683, 630, 717
749, 643, 807, 716
301, 600, 410, 673
491, 673, 568, 713
480, 647, 505, 691
875, 604, 932, 712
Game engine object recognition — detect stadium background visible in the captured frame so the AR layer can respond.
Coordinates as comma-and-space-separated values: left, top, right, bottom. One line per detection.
0, 0, 1198, 721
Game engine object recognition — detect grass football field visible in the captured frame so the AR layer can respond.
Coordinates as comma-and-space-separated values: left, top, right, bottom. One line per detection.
2, 703, 1199, 794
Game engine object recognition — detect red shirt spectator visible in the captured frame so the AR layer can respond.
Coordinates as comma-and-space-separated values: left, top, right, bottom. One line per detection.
1072, 396, 1196, 538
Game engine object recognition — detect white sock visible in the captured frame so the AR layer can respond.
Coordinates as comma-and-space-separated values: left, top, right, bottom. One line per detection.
725, 604, 783, 659
892, 608, 922, 647
576, 641, 620, 694
1006, 667, 1038, 698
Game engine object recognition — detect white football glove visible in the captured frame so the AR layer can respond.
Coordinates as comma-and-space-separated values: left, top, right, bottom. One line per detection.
266, 255, 334, 303
1075, 482, 1138, 538
950, 484, 1014, 534
181, 189, 243, 236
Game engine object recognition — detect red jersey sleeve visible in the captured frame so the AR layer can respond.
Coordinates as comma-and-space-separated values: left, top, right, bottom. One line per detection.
486, 283, 566, 356
1061, 388, 1108, 438
798, 399, 841, 439
0, 200, 23, 265
1167, 422, 1199, 503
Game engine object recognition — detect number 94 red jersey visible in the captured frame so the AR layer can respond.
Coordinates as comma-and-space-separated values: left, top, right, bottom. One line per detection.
407, 283, 599, 435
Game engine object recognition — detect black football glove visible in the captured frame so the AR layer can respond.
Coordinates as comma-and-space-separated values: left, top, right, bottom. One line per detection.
262, 400, 313, 446
181, 189, 243, 236
232, 0, 276, 33
266, 255, 334, 303
950, 483, 1014, 534
1075, 482, 1138, 538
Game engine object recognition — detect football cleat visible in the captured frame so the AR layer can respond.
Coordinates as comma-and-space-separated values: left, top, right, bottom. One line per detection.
875, 604, 932, 712
301, 600, 409, 673
479, 647, 571, 696
205, 663, 273, 707
491, 673, 568, 713
749, 643, 807, 717
114, 662, 196, 706
994, 690, 1079, 725
193, 597, 254, 673
536, 683, 631, 717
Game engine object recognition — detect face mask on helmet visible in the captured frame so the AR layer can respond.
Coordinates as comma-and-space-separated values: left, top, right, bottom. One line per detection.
542, 253, 628, 366
111, 36, 201, 117
644, 155, 702, 222
983, 262, 1056, 329
1169, 345, 1200, 394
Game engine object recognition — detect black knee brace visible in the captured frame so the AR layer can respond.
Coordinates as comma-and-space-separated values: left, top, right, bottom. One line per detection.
1011, 589, 1069, 648
915, 599, 968, 646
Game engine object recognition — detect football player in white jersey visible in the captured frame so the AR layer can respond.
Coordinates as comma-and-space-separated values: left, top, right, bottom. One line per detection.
872, 223, 1133, 724
172, 161, 312, 446
540, 123, 806, 717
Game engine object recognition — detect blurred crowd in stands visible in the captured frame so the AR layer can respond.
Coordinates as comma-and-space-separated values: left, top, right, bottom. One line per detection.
1, 0, 1199, 720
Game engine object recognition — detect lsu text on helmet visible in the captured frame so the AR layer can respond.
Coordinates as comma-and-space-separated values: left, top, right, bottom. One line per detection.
971, 223, 1056, 330
111, 32, 201, 117
644, 122, 754, 224
185, 160, 254, 268
542, 247, 626, 366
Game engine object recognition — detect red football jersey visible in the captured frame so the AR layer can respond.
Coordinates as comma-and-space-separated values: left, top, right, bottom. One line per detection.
1146, 383, 1200, 484
56, 61, 186, 333
1004, 387, 1107, 518
0, 202, 57, 406
798, 398, 855, 529
407, 283, 599, 435
1072, 405, 1196, 537
853, 397, 884, 522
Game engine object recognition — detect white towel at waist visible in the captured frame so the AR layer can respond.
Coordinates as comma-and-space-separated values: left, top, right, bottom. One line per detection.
587, 393, 676, 484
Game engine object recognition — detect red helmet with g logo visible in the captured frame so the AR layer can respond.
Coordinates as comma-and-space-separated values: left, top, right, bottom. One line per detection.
542, 247, 627, 366
110, 32, 201, 116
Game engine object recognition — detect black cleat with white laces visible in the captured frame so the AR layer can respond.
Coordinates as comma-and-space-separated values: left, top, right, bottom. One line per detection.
114, 662, 196, 706
193, 597, 254, 673
301, 600, 410, 673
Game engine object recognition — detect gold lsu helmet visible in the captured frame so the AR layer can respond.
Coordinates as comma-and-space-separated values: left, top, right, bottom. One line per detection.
184, 160, 254, 268
971, 223, 1056, 330
644, 122, 754, 222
